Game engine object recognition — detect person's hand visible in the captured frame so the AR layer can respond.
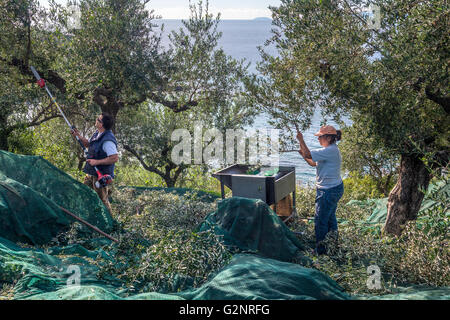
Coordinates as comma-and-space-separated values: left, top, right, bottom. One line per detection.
71, 128, 80, 138
86, 159, 99, 166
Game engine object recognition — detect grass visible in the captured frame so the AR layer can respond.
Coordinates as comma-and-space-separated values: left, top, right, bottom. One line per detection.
99, 176, 448, 297
1, 165, 447, 299
0, 283, 15, 300
287, 177, 449, 296
94, 188, 232, 295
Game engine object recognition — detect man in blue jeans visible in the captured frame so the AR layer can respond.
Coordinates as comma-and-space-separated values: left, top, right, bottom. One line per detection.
297, 125, 344, 255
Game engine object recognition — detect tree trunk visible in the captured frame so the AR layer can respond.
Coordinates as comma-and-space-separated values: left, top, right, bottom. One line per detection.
384, 154, 431, 235
165, 180, 176, 188
0, 112, 8, 150
164, 175, 176, 188
93, 88, 121, 134
0, 131, 8, 151
163, 165, 177, 188
382, 172, 394, 196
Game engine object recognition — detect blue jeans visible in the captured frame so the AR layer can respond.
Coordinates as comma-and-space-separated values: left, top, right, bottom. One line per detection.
315, 182, 344, 255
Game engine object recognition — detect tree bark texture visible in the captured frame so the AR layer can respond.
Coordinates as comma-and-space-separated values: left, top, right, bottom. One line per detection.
0, 131, 8, 151
384, 154, 431, 235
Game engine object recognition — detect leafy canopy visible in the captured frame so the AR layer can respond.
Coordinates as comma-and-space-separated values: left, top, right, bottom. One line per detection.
251, 0, 449, 156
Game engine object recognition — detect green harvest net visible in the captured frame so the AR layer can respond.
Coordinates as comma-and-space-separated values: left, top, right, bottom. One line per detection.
198, 196, 308, 263
0, 151, 448, 300
346, 179, 449, 227
0, 150, 114, 245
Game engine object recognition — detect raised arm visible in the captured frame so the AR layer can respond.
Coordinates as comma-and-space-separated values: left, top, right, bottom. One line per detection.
296, 130, 316, 167
71, 129, 89, 149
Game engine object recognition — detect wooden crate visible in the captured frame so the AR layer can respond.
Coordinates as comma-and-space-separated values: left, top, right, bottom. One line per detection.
270, 194, 293, 217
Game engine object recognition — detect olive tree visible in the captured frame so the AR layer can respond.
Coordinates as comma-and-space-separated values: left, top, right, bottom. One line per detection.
3, 0, 255, 182
0, 0, 64, 151
118, 2, 256, 187
249, 0, 449, 235
339, 122, 399, 196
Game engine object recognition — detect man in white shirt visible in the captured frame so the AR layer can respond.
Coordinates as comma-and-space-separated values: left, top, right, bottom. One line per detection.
72, 113, 118, 213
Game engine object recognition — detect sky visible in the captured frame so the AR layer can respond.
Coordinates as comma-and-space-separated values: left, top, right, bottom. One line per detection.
40, 1, 282, 20
148, 0, 281, 20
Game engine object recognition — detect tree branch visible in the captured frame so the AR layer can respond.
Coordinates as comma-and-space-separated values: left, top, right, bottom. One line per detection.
123, 144, 165, 177
29, 114, 62, 127
148, 92, 198, 113
2, 56, 67, 93
173, 165, 185, 183
3, 114, 62, 135
425, 86, 450, 114
125, 94, 148, 106
341, 0, 393, 55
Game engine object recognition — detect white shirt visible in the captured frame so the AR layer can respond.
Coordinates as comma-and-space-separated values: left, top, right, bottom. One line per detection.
103, 141, 118, 156
310, 143, 342, 189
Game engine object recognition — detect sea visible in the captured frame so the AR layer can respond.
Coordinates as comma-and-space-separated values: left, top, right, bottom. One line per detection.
154, 19, 350, 185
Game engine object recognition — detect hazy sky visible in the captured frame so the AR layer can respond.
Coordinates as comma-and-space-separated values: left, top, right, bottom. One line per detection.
40, 1, 282, 20
149, 0, 281, 19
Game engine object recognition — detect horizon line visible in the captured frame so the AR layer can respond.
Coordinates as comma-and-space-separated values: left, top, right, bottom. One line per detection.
155, 17, 273, 20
